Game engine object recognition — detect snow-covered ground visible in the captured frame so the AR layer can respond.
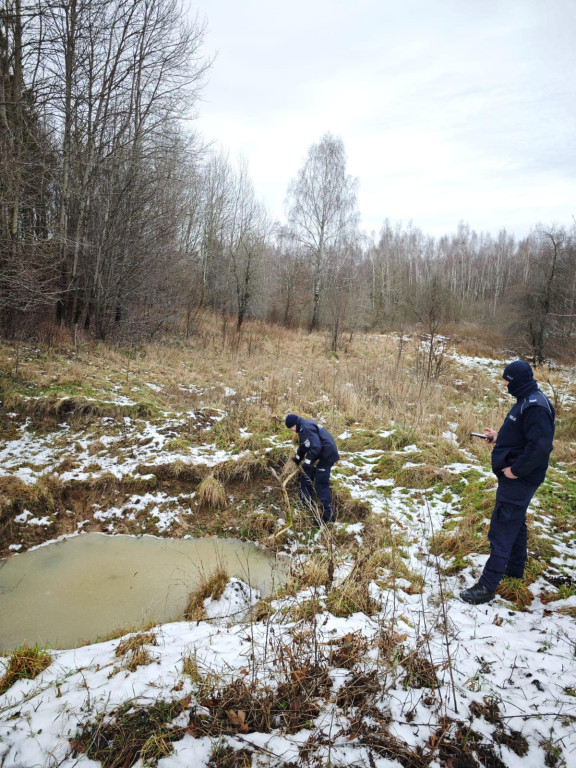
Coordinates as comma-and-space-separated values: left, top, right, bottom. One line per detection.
1, 350, 575, 767
0, 408, 233, 485
1, 539, 575, 767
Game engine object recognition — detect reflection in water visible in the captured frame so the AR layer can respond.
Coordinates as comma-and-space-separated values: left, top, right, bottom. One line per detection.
0, 533, 285, 651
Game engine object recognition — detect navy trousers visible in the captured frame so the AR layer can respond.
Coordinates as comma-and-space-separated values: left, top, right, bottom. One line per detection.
478, 499, 529, 592
299, 459, 335, 523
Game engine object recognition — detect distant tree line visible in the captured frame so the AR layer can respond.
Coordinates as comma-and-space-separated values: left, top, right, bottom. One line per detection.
2, 0, 575, 362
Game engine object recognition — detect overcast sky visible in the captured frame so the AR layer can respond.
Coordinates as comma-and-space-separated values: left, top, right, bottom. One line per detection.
187, 0, 576, 239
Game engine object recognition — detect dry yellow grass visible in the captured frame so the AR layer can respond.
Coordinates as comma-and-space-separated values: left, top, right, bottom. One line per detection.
429, 504, 492, 561
0, 644, 52, 694
112, 631, 158, 673
497, 578, 534, 611
115, 632, 157, 657
216, 453, 269, 483
94, 620, 157, 644
0, 314, 517, 436
1, 312, 574, 571
182, 652, 202, 681
184, 565, 229, 621
197, 475, 227, 511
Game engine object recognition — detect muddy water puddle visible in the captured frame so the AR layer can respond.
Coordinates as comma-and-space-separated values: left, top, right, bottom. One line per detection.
0, 533, 286, 650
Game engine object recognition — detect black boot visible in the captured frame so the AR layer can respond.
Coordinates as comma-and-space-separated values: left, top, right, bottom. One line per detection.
460, 583, 496, 605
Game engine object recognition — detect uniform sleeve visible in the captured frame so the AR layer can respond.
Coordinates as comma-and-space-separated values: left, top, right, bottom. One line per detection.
510, 406, 554, 479
297, 425, 322, 463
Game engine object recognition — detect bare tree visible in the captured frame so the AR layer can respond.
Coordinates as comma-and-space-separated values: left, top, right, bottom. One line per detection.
196, 152, 233, 312
286, 133, 358, 332
267, 225, 310, 327
224, 161, 268, 330
412, 271, 452, 381
0, 0, 60, 334
323, 239, 363, 352
511, 227, 576, 364
31, 0, 210, 337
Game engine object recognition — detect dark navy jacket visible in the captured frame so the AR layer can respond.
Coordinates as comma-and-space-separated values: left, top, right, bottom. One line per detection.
295, 417, 340, 464
492, 389, 555, 502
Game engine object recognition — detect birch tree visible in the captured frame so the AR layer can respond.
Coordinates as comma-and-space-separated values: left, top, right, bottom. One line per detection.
286, 133, 358, 331
224, 162, 268, 330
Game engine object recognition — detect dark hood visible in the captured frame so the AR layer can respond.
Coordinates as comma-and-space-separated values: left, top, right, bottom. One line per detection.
503, 360, 538, 399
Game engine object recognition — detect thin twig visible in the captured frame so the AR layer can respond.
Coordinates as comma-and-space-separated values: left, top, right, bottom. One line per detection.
424, 495, 459, 714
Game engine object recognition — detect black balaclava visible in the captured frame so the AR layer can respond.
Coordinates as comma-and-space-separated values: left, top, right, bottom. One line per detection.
502, 360, 538, 399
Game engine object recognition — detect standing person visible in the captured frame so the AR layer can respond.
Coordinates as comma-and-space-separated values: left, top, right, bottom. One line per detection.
460, 360, 555, 605
285, 413, 340, 524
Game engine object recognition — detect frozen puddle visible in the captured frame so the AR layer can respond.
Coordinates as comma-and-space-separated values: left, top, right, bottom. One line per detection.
0, 533, 285, 650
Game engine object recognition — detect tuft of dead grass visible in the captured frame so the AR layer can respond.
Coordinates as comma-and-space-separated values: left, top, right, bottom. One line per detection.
94, 620, 157, 645
328, 631, 369, 669
279, 553, 333, 596
0, 474, 65, 525
396, 463, 450, 490
288, 596, 324, 623
248, 599, 275, 623
115, 631, 157, 657
335, 671, 381, 711
430, 504, 492, 563
182, 652, 202, 681
113, 632, 158, 673
325, 551, 382, 618
11, 393, 157, 426
332, 485, 371, 522
216, 453, 269, 484
401, 652, 440, 689
497, 578, 534, 610
74, 698, 189, 768
208, 745, 253, 768
184, 566, 229, 621
540, 583, 576, 604
325, 580, 379, 618
0, 644, 52, 694
237, 509, 277, 539
136, 461, 206, 484
192, 643, 332, 737
197, 476, 227, 512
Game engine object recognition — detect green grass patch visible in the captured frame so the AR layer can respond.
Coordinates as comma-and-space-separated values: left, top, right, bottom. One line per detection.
540, 584, 576, 603
163, 437, 193, 453
338, 426, 418, 453
534, 475, 576, 534
430, 502, 491, 562
371, 452, 416, 481
528, 532, 560, 564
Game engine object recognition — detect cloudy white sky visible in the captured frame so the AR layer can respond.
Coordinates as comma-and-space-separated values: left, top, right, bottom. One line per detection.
187, 0, 576, 239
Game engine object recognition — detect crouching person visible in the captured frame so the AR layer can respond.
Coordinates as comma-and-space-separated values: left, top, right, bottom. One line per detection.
285, 413, 340, 524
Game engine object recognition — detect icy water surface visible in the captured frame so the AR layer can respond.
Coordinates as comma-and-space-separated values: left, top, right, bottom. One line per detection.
0, 533, 285, 650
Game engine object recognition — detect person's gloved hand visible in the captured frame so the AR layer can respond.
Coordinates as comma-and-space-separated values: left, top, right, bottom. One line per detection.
292, 455, 301, 466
